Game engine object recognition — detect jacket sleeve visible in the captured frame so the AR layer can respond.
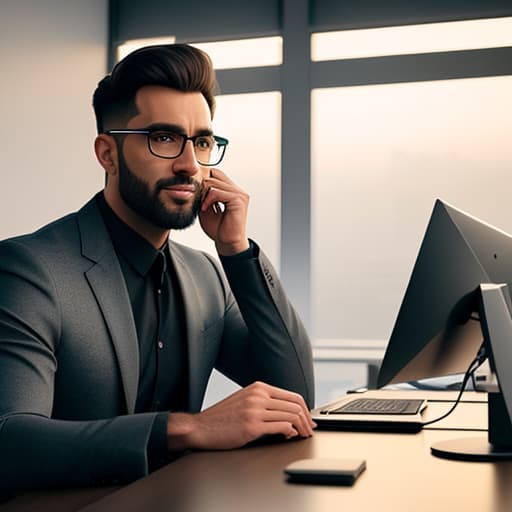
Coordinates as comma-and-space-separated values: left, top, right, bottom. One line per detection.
0, 239, 157, 493
0, 413, 156, 491
213, 241, 315, 408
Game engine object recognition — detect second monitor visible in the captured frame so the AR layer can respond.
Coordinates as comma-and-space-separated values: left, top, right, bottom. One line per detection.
378, 198, 512, 460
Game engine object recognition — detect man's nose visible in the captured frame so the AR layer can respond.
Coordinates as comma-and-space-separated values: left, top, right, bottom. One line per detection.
172, 140, 200, 176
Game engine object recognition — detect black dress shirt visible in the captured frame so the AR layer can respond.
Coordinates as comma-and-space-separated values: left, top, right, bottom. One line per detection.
96, 193, 188, 469
96, 193, 256, 470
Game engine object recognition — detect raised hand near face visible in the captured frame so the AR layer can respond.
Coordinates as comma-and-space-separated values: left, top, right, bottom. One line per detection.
199, 169, 250, 256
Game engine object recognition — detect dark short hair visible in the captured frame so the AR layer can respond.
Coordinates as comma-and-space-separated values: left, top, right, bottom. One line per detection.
93, 44, 217, 134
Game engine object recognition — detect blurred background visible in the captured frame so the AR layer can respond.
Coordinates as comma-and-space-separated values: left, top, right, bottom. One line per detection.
1, 0, 511, 406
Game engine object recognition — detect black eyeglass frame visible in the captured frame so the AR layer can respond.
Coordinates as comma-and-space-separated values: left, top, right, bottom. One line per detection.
106, 129, 229, 166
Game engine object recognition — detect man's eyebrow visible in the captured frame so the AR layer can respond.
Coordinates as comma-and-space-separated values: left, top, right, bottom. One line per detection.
144, 123, 186, 134
144, 123, 213, 136
195, 128, 214, 136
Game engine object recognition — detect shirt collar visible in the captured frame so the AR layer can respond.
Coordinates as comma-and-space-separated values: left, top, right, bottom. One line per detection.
96, 192, 164, 277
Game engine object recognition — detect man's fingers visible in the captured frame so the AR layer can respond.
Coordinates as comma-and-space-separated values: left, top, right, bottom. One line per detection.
261, 383, 316, 428
262, 409, 313, 437
266, 398, 314, 436
202, 170, 246, 198
263, 382, 307, 404
180, 382, 315, 450
208, 167, 236, 185
241, 382, 316, 433
261, 422, 299, 440
201, 187, 247, 213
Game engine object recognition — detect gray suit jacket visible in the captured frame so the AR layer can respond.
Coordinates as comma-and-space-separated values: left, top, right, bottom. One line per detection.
0, 197, 314, 492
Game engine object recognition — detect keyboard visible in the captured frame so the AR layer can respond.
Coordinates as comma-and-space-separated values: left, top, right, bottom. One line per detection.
321, 398, 425, 415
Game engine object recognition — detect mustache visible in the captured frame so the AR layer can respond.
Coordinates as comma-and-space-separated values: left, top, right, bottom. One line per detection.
156, 174, 202, 193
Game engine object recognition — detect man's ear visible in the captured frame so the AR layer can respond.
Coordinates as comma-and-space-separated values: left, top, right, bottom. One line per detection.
94, 134, 118, 176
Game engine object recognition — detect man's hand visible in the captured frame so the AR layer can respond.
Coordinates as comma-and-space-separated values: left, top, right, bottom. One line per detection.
199, 169, 250, 256
166, 382, 316, 452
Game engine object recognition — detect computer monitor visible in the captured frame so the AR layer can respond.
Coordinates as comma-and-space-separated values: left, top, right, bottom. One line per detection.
377, 199, 512, 461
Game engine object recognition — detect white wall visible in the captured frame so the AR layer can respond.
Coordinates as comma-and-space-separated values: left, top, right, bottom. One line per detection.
0, 0, 108, 239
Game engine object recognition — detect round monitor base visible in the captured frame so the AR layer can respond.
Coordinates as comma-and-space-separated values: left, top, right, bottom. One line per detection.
431, 436, 512, 461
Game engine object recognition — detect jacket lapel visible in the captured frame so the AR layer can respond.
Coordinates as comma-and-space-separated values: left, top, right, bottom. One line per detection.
77, 198, 139, 414
169, 242, 207, 412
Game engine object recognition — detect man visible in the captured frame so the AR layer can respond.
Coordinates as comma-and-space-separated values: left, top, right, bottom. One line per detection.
0, 44, 314, 492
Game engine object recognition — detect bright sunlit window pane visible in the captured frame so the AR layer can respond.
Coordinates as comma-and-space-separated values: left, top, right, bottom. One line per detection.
116, 36, 176, 62
171, 92, 281, 268
191, 37, 282, 69
311, 76, 512, 341
312, 17, 512, 61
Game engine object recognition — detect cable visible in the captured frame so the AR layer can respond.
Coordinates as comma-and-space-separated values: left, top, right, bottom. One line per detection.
421, 346, 487, 427
470, 370, 477, 390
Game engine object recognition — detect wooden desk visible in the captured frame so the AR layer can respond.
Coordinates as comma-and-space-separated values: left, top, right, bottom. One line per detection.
3, 391, 507, 512
81, 425, 512, 512
0, 487, 116, 512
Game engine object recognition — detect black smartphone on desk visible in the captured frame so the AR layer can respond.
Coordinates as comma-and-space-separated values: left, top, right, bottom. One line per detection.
284, 458, 366, 485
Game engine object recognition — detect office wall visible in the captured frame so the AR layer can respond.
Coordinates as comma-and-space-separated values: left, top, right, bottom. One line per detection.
0, 0, 108, 240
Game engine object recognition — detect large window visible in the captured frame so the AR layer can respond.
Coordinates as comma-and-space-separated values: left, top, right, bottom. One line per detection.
311, 75, 512, 341
192, 37, 282, 69
311, 17, 512, 60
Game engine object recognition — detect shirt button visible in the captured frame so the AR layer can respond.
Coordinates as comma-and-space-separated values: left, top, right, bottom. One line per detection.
158, 341, 164, 349
157, 288, 162, 295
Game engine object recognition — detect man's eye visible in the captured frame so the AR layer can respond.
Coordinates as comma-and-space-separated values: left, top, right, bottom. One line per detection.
196, 137, 213, 150
151, 132, 179, 144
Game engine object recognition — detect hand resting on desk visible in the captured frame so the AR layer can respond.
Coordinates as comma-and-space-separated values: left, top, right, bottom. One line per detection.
166, 381, 316, 451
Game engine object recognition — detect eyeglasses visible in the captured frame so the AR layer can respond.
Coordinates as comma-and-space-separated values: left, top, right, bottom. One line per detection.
106, 129, 229, 166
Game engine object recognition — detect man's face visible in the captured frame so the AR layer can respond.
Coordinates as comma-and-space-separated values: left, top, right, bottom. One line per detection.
116, 86, 212, 230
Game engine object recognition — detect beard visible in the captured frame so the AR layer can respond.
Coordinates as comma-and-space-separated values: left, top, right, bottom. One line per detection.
117, 151, 203, 230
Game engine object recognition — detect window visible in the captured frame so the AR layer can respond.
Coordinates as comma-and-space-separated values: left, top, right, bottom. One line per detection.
191, 37, 282, 69
311, 76, 512, 340
117, 36, 283, 69
311, 17, 512, 61
116, 36, 176, 61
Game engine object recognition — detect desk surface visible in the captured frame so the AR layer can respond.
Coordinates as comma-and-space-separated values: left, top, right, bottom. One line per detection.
83, 427, 512, 512
4, 390, 509, 512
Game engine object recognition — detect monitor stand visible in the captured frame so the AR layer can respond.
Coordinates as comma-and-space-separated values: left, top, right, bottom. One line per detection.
431, 392, 512, 461
431, 283, 512, 462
